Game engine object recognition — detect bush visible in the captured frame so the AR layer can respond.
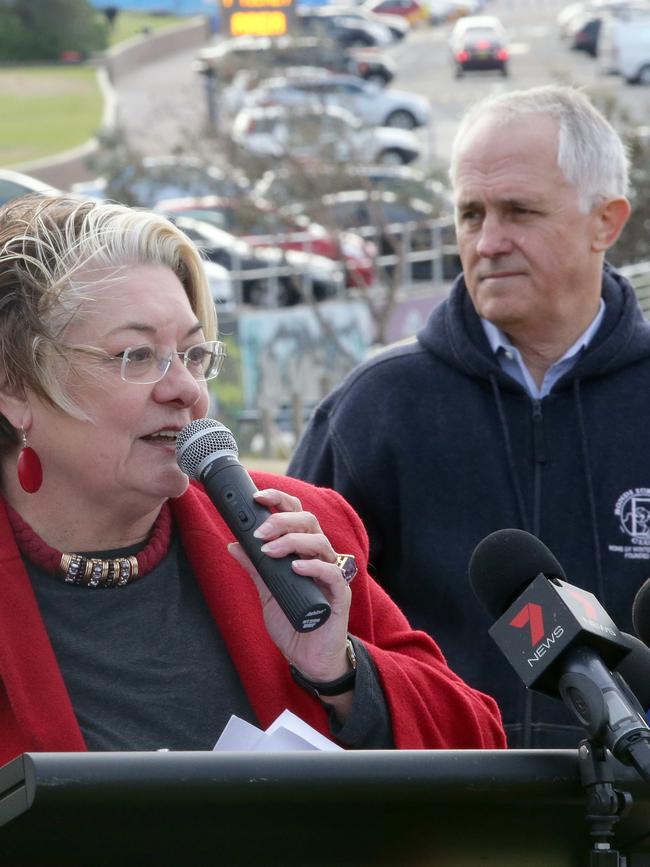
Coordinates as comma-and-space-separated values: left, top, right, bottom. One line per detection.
0, 0, 109, 62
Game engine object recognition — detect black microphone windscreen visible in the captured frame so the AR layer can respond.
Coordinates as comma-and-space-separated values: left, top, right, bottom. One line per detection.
617, 631, 650, 711
469, 528, 566, 619
632, 576, 650, 648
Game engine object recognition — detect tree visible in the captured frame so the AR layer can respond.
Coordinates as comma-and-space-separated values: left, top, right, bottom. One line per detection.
0, 0, 108, 61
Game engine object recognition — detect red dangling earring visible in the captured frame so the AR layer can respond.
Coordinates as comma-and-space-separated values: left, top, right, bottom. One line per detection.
17, 429, 43, 494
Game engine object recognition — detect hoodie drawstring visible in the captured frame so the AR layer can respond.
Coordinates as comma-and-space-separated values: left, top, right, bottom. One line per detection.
490, 375, 531, 532
573, 378, 605, 603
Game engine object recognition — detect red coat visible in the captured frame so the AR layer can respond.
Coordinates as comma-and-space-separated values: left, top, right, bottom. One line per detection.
0, 474, 505, 762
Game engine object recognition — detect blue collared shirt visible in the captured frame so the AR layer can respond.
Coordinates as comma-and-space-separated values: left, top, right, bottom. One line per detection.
481, 300, 606, 399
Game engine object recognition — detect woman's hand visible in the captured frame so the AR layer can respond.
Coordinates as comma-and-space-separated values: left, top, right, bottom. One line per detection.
227, 488, 353, 686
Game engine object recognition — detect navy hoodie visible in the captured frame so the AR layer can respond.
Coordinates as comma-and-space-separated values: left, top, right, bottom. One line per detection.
288, 266, 650, 747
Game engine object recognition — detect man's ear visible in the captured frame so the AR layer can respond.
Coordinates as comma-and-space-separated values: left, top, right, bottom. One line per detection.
591, 197, 631, 252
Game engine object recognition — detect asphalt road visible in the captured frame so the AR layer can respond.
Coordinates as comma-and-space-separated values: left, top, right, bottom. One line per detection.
113, 0, 650, 176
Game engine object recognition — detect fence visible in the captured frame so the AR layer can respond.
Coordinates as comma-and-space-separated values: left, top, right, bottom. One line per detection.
621, 261, 650, 315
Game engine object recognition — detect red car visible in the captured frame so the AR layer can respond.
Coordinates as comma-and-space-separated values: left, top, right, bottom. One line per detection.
156, 195, 376, 289
362, 0, 428, 25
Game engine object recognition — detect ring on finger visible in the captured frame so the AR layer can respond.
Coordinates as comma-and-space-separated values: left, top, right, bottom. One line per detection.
335, 553, 358, 584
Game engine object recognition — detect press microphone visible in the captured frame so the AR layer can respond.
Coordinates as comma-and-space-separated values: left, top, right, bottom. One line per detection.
617, 632, 650, 719
632, 575, 650, 647
176, 418, 331, 632
469, 528, 650, 779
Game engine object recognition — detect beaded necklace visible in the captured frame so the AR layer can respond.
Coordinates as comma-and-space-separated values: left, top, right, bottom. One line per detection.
5, 501, 172, 588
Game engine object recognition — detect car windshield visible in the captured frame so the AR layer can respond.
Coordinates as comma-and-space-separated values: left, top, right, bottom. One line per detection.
463, 28, 501, 41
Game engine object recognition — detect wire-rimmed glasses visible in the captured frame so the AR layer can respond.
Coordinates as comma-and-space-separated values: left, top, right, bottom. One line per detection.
73, 340, 226, 385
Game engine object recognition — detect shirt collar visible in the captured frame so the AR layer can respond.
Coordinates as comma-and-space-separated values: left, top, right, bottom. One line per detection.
481, 299, 606, 365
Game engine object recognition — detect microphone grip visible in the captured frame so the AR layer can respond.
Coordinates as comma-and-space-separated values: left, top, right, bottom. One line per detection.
201, 456, 332, 632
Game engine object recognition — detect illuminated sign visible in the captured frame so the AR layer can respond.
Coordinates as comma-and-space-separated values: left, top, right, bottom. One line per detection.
221, 0, 295, 36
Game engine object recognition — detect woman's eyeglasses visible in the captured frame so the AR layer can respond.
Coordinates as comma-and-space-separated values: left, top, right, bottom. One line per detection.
73, 340, 226, 385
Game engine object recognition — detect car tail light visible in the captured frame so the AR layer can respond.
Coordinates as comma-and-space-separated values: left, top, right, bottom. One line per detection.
497, 48, 508, 60
475, 40, 491, 49
456, 50, 469, 62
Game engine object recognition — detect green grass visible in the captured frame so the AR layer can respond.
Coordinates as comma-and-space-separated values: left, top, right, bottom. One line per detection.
0, 12, 186, 167
0, 66, 103, 166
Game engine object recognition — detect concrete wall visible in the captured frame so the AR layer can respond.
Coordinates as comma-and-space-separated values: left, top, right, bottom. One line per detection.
13, 17, 211, 189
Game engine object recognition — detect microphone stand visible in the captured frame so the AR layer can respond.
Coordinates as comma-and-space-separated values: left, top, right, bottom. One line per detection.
577, 739, 633, 866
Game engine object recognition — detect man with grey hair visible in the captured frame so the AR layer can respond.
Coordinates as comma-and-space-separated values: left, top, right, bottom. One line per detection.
288, 84, 650, 748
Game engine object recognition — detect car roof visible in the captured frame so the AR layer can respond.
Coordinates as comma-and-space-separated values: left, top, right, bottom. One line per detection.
451, 14, 506, 33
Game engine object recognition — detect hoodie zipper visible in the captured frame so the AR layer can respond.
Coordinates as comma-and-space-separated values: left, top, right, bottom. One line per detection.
524, 399, 547, 748
531, 399, 547, 534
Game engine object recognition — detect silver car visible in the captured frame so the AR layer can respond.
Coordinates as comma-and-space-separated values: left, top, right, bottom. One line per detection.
231, 104, 421, 166
244, 73, 430, 130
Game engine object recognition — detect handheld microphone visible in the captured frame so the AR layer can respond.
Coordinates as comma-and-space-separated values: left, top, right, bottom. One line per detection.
176, 418, 331, 633
469, 529, 650, 779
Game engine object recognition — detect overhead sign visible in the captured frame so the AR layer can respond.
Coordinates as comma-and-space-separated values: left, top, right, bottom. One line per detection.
221, 0, 295, 37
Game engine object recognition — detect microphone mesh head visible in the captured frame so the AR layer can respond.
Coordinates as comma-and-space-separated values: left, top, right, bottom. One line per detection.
176, 418, 238, 480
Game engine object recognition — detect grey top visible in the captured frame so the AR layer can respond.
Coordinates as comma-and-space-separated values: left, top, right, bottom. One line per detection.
26, 534, 393, 750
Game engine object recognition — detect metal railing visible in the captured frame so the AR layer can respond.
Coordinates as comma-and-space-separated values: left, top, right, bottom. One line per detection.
220, 216, 458, 305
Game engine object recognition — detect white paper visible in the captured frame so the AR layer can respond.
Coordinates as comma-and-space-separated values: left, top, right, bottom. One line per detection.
213, 709, 343, 752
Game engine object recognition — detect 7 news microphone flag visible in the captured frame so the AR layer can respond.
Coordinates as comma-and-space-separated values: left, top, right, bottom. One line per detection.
469, 528, 650, 780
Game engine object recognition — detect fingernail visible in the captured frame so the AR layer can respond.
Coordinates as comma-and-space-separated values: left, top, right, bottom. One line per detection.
253, 525, 270, 539
260, 540, 279, 553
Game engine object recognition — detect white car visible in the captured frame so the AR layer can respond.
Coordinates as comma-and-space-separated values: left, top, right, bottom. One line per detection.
243, 73, 430, 130
231, 104, 421, 165
597, 3, 650, 76
0, 168, 57, 207
318, 4, 412, 39
429, 0, 484, 23
203, 260, 235, 311
449, 14, 508, 44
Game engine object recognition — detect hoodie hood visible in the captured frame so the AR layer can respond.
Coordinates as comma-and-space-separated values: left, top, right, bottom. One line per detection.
416, 264, 650, 393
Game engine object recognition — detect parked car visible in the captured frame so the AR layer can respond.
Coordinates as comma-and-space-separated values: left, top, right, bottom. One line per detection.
362, 0, 428, 25
203, 260, 235, 311
568, 13, 603, 55
70, 156, 250, 208
598, 4, 650, 76
295, 8, 394, 48
166, 214, 345, 306
557, 1, 592, 37
243, 73, 430, 129
427, 0, 484, 24
254, 164, 452, 213
313, 4, 411, 40
0, 169, 57, 206
231, 104, 421, 166
156, 194, 376, 288
558, 0, 647, 39
196, 35, 396, 86
449, 15, 509, 76
282, 189, 461, 282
